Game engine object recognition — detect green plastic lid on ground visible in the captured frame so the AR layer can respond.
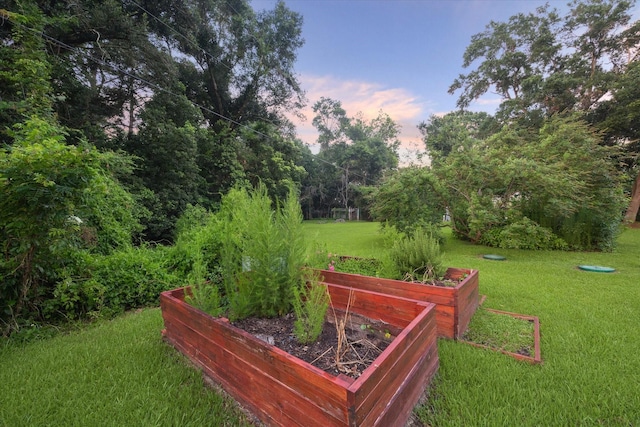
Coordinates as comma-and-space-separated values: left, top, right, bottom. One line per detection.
483, 254, 506, 261
578, 265, 616, 273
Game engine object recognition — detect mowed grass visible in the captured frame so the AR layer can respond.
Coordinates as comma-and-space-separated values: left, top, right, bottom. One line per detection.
1, 220, 639, 426
0, 309, 254, 427
309, 221, 640, 425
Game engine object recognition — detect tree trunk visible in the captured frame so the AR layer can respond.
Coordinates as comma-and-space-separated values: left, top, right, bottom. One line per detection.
624, 171, 640, 223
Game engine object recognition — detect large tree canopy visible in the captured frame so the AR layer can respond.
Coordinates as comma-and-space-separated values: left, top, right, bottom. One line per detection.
450, 0, 640, 122
1, 0, 308, 241
449, 0, 640, 224
422, 114, 626, 250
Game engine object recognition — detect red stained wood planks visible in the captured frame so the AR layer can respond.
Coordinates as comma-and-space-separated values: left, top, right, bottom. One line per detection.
315, 267, 480, 339
160, 283, 440, 427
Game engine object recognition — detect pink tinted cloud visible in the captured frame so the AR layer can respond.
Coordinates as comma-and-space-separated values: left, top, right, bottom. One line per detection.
291, 74, 429, 164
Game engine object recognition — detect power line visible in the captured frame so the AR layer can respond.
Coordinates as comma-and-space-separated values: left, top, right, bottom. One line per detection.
1, 12, 375, 184
127, 0, 232, 73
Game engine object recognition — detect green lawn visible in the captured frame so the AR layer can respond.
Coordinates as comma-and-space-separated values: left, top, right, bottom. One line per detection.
2, 221, 639, 426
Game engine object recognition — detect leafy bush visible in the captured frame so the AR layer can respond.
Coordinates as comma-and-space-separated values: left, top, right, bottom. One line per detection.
369, 167, 445, 235
0, 117, 143, 334
480, 217, 568, 250
428, 115, 626, 251
329, 256, 382, 276
46, 247, 181, 320
387, 228, 446, 282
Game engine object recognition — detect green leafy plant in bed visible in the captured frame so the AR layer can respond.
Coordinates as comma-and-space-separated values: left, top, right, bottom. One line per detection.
187, 185, 328, 343
387, 227, 447, 283
292, 269, 329, 344
328, 255, 383, 276
462, 308, 535, 355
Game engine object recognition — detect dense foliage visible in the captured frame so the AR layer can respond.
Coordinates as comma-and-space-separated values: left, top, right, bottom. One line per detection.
0, 117, 149, 333
1, 0, 307, 241
369, 167, 444, 235
421, 115, 626, 251
183, 185, 328, 342
302, 97, 400, 219
448, 0, 640, 222
2, 0, 639, 335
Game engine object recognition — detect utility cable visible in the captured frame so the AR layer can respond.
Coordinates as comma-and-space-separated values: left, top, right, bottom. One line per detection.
1, 13, 375, 184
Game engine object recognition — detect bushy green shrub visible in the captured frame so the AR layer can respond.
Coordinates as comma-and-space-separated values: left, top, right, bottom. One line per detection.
387, 228, 446, 282
428, 115, 626, 251
480, 217, 568, 250
0, 117, 143, 334
369, 167, 445, 235
46, 247, 181, 320
188, 184, 309, 321
292, 270, 329, 344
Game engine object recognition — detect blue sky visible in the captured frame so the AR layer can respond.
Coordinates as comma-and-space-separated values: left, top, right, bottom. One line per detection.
249, 1, 579, 160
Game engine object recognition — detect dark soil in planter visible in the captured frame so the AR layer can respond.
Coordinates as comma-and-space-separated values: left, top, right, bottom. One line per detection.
232, 311, 400, 379
401, 276, 463, 288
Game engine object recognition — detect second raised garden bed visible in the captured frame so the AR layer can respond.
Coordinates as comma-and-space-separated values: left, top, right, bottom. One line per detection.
161, 282, 439, 427
315, 267, 479, 339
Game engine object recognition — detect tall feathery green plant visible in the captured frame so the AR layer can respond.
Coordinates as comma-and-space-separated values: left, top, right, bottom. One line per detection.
388, 228, 445, 282
217, 185, 309, 320
292, 269, 329, 344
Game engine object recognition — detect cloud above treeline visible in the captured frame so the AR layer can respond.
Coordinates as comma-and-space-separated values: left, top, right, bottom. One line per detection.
289, 73, 503, 166
293, 74, 428, 156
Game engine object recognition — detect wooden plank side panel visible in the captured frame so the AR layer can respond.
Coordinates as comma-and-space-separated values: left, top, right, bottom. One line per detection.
351, 306, 438, 424
454, 271, 480, 338
434, 304, 456, 339
368, 343, 439, 427
325, 283, 426, 327
317, 270, 456, 306
164, 317, 344, 427
318, 270, 453, 312
161, 291, 351, 424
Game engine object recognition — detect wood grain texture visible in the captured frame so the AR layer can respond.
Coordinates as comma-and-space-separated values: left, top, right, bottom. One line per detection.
161, 283, 439, 427
315, 267, 480, 339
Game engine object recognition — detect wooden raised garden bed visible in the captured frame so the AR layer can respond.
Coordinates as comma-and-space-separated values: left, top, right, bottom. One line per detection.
315, 267, 479, 340
160, 283, 439, 427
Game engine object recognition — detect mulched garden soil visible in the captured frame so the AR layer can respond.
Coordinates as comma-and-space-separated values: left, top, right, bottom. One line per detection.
232, 310, 401, 379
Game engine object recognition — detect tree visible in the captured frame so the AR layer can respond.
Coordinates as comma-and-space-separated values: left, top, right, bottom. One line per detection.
448, 3, 563, 122
450, 0, 640, 225
159, 0, 305, 131
236, 121, 307, 203
593, 60, 640, 222
0, 117, 141, 331
311, 97, 350, 150
449, 0, 640, 123
306, 98, 400, 217
0, 5, 54, 144
425, 115, 626, 250
126, 89, 204, 242
369, 167, 444, 234
418, 111, 499, 162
